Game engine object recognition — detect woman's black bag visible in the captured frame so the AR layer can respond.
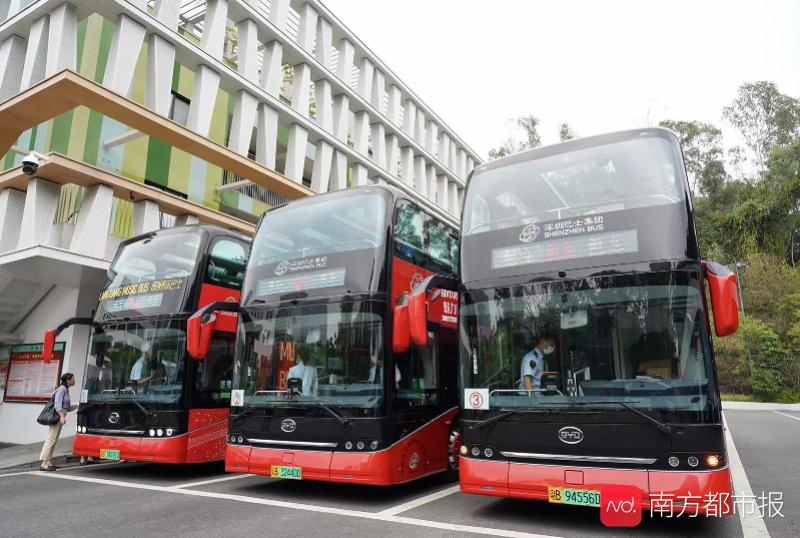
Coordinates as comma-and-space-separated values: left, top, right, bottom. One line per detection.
37, 393, 60, 426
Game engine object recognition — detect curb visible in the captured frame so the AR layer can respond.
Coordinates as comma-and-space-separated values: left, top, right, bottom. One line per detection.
1, 454, 81, 471
722, 401, 800, 411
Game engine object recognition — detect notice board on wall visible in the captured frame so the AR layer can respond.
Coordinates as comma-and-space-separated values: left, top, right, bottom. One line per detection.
3, 342, 65, 403
0, 347, 9, 403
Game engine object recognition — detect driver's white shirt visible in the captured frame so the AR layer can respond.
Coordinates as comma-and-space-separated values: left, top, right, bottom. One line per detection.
287, 361, 317, 396
130, 356, 147, 380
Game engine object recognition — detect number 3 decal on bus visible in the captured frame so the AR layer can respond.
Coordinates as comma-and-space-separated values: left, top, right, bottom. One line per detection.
464, 388, 489, 410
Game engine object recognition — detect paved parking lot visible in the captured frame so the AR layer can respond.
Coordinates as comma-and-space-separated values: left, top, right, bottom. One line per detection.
1, 410, 797, 537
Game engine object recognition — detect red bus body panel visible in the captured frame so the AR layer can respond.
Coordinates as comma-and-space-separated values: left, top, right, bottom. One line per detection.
460, 458, 733, 515
72, 408, 229, 464
227, 408, 458, 485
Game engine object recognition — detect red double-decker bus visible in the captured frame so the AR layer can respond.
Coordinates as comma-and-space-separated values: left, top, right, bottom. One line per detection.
189, 186, 461, 484
43, 225, 249, 464
457, 128, 739, 515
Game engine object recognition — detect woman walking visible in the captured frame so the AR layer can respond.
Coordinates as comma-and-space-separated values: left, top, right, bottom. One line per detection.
39, 372, 77, 471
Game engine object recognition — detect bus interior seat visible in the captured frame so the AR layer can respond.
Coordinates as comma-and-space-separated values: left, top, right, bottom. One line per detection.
631, 332, 676, 379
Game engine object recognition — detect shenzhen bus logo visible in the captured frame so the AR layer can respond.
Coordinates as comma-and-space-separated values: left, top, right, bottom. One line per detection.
519, 223, 540, 243
558, 426, 584, 444
274, 260, 290, 275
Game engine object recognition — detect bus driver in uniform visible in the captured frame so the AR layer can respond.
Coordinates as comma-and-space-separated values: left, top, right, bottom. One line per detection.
519, 336, 556, 392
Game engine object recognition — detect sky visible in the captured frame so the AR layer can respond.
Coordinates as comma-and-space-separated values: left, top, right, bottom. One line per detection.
322, 0, 800, 161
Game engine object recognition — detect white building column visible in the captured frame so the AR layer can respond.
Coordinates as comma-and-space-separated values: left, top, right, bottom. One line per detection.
332, 93, 349, 142
20, 14, 48, 89
310, 141, 333, 193
69, 184, 113, 258
352, 111, 369, 153
336, 38, 354, 87
466, 156, 475, 176
103, 14, 146, 95
269, 0, 290, 30
228, 90, 258, 155
329, 151, 348, 191
255, 103, 279, 169
399, 147, 414, 186
296, 2, 318, 53
415, 109, 426, 144
260, 41, 283, 97
0, 188, 25, 253
426, 166, 437, 203
357, 57, 373, 101
145, 34, 175, 115
236, 18, 259, 83
0, 34, 25, 102
186, 65, 220, 136
425, 120, 438, 154
199, 0, 228, 59
403, 99, 416, 137
152, 0, 180, 30
45, 2, 76, 77
285, 124, 308, 182
291, 63, 311, 115
448, 181, 459, 215
371, 69, 385, 112
174, 214, 199, 227
18, 178, 59, 249
370, 122, 386, 168
438, 132, 450, 168
386, 134, 400, 176
351, 163, 368, 186
315, 16, 332, 68
413, 156, 428, 198
436, 174, 448, 210
457, 149, 467, 179
132, 200, 160, 235
315, 78, 334, 132
387, 85, 402, 125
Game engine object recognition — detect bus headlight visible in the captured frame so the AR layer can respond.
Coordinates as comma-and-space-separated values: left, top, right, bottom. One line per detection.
668, 456, 680, 468
370, 440, 379, 450
237, 435, 244, 444
229, 434, 236, 443
356, 441, 365, 450
687, 456, 699, 467
156, 429, 163, 437
484, 448, 494, 458
460, 445, 468, 456
345, 441, 353, 450
705, 454, 721, 468
470, 447, 480, 457
166, 429, 174, 436
149, 429, 155, 437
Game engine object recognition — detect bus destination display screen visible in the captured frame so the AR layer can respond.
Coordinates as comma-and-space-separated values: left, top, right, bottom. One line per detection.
257, 268, 346, 296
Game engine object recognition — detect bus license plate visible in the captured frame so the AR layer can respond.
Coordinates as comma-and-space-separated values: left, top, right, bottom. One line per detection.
548, 487, 600, 507
99, 449, 120, 461
270, 465, 302, 480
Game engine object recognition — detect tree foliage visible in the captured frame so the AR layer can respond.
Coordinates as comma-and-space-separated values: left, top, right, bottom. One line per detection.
722, 81, 800, 176
488, 115, 542, 160
659, 120, 725, 196
559, 123, 576, 141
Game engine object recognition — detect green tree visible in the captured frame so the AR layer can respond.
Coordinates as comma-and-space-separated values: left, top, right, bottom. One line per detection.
558, 123, 576, 141
659, 120, 726, 196
488, 115, 542, 160
722, 81, 800, 176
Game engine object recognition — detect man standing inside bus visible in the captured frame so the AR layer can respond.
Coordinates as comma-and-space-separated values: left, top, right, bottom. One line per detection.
519, 336, 556, 392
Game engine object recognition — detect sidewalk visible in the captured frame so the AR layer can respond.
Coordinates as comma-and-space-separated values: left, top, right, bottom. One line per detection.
722, 401, 800, 411
0, 436, 78, 470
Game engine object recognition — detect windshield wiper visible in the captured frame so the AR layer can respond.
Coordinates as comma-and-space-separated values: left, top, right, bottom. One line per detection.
114, 390, 155, 417
469, 408, 551, 430
231, 407, 261, 424
549, 400, 673, 435
312, 400, 352, 426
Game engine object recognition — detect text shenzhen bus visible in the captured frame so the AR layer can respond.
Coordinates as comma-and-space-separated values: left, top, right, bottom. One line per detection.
188, 186, 461, 484
42, 225, 250, 464
458, 128, 740, 519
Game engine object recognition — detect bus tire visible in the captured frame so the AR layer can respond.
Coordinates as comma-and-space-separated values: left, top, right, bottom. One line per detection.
446, 427, 461, 482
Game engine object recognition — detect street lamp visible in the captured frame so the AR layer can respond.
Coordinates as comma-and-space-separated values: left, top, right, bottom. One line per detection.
732, 261, 753, 394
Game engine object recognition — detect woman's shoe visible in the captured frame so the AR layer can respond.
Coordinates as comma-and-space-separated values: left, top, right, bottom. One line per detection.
39, 465, 57, 471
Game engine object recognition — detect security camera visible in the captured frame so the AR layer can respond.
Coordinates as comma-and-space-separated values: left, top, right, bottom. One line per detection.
21, 151, 48, 176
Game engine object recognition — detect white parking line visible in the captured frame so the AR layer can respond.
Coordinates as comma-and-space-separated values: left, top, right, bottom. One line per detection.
30, 472, 562, 538
724, 413, 771, 538
377, 485, 460, 516
170, 473, 255, 489
0, 471, 34, 478
772, 411, 800, 422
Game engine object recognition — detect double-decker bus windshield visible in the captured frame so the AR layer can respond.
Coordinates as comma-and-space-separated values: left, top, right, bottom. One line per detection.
83, 320, 186, 405
461, 270, 717, 421
99, 231, 202, 317
244, 193, 387, 301
234, 300, 384, 412
463, 135, 684, 237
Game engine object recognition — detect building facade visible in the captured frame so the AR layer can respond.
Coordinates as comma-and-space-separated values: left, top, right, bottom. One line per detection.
0, 0, 480, 443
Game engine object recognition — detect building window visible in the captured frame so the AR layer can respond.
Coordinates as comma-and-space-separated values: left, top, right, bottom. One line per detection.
169, 92, 190, 126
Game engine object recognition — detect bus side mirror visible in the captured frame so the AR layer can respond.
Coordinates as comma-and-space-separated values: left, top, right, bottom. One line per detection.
408, 289, 428, 347
703, 261, 740, 337
43, 329, 56, 363
187, 310, 217, 360
393, 294, 410, 354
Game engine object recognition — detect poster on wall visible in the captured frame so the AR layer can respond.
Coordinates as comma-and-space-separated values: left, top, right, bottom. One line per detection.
0, 346, 10, 404
3, 342, 65, 403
